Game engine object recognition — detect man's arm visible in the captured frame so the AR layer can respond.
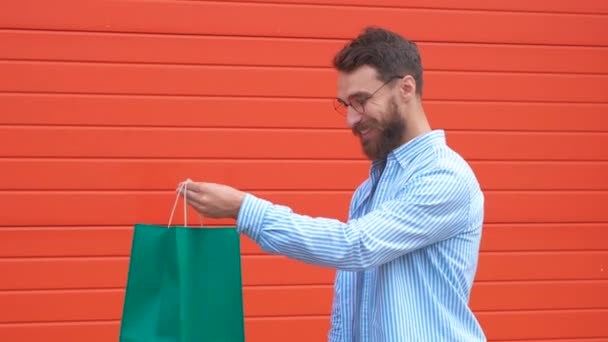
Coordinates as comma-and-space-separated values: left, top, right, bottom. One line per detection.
236, 167, 472, 271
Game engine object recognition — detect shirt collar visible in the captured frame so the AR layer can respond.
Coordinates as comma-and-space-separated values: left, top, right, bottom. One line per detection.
373, 129, 446, 170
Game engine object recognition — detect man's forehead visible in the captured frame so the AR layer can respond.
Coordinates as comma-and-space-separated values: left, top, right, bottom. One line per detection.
336, 66, 381, 100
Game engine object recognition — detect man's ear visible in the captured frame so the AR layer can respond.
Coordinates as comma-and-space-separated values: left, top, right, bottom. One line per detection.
399, 75, 417, 101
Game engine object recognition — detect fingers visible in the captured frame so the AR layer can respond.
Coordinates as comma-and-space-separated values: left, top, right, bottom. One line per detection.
176, 179, 197, 195
179, 179, 214, 194
186, 198, 204, 213
175, 180, 220, 216
175, 180, 207, 214
181, 185, 203, 205
176, 179, 192, 192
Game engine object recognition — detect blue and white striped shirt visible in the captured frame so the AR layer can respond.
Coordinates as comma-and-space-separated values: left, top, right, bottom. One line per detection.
237, 130, 486, 341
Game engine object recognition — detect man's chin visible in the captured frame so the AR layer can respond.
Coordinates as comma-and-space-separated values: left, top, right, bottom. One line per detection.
361, 141, 379, 160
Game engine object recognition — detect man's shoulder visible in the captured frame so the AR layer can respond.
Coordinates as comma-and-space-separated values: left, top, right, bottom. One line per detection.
413, 143, 479, 183
398, 144, 482, 205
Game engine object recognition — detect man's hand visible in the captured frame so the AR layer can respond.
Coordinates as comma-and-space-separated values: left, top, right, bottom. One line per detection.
177, 181, 247, 219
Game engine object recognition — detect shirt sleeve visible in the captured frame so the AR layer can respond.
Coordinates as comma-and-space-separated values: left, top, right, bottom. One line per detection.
236, 166, 473, 271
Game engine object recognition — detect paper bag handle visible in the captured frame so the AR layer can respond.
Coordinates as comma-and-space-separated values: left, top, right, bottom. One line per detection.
168, 179, 203, 228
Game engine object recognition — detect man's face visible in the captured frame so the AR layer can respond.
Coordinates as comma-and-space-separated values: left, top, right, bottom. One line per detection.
336, 66, 406, 161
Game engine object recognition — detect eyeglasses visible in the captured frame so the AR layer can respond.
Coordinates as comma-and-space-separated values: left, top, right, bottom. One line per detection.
333, 75, 403, 116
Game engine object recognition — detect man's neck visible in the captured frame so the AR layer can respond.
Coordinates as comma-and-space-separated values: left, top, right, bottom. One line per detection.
401, 110, 432, 146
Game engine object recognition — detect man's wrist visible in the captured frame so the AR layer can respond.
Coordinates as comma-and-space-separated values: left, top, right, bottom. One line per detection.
231, 190, 247, 219
235, 193, 273, 241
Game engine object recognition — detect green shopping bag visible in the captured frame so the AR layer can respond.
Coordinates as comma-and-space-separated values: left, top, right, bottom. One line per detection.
119, 183, 246, 342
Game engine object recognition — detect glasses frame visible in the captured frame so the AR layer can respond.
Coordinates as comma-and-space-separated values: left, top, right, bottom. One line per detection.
333, 75, 404, 116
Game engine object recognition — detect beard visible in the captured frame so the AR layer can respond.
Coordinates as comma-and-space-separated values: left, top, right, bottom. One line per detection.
352, 99, 406, 161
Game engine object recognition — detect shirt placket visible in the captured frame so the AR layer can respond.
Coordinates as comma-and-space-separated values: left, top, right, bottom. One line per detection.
358, 159, 391, 342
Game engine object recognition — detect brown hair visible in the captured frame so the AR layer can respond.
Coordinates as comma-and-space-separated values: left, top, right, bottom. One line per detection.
332, 26, 424, 96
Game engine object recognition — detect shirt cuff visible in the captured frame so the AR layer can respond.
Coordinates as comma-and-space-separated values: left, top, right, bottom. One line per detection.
236, 193, 273, 242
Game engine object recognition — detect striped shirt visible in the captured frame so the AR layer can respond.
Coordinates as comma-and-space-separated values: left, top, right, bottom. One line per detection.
236, 130, 487, 341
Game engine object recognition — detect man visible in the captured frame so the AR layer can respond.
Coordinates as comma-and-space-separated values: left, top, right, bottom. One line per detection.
179, 26, 486, 341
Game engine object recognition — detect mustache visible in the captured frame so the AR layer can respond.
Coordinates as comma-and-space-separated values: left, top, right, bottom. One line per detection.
352, 120, 382, 135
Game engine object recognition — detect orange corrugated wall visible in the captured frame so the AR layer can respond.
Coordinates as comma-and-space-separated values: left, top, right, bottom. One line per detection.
1, 1, 608, 341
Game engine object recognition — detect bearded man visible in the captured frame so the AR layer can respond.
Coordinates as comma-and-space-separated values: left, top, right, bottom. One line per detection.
179, 26, 487, 342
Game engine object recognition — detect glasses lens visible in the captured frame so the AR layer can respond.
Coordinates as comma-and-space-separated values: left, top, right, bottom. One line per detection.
350, 99, 364, 114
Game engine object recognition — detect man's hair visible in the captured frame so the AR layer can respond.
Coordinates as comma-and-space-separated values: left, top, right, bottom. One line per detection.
332, 26, 424, 96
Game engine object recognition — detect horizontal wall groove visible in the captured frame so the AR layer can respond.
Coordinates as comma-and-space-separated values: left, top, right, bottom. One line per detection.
2, 58, 608, 76
1, 159, 606, 163
473, 308, 608, 315
190, 0, 608, 16
2, 222, 608, 228
4, 221, 605, 226
2, 124, 608, 134
5, 94, 608, 105
0, 250, 606, 258
0, 284, 334, 292
474, 278, 608, 284
5, 279, 608, 290
0, 284, 335, 294
3, 188, 607, 192
472, 279, 608, 285
5, 60, 608, 77
1, 250, 606, 261
3, 279, 608, 293
474, 307, 608, 314
0, 29, 607, 48
2, 190, 608, 194
0, 319, 119, 327
4, 28, 608, 49
4, 124, 608, 134
3, 92, 608, 105
1, 158, 607, 164
3, 188, 608, 193
492, 338, 608, 342
1, 309, 608, 325
0, 316, 330, 325
0, 316, 334, 326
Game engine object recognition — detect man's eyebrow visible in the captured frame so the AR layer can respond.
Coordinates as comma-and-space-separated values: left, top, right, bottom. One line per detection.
336, 89, 373, 104
349, 91, 371, 98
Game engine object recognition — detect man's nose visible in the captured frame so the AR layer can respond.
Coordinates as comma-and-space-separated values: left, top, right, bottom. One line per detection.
346, 107, 363, 128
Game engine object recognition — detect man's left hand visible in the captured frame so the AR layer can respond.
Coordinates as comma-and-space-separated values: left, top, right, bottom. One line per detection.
177, 181, 246, 219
